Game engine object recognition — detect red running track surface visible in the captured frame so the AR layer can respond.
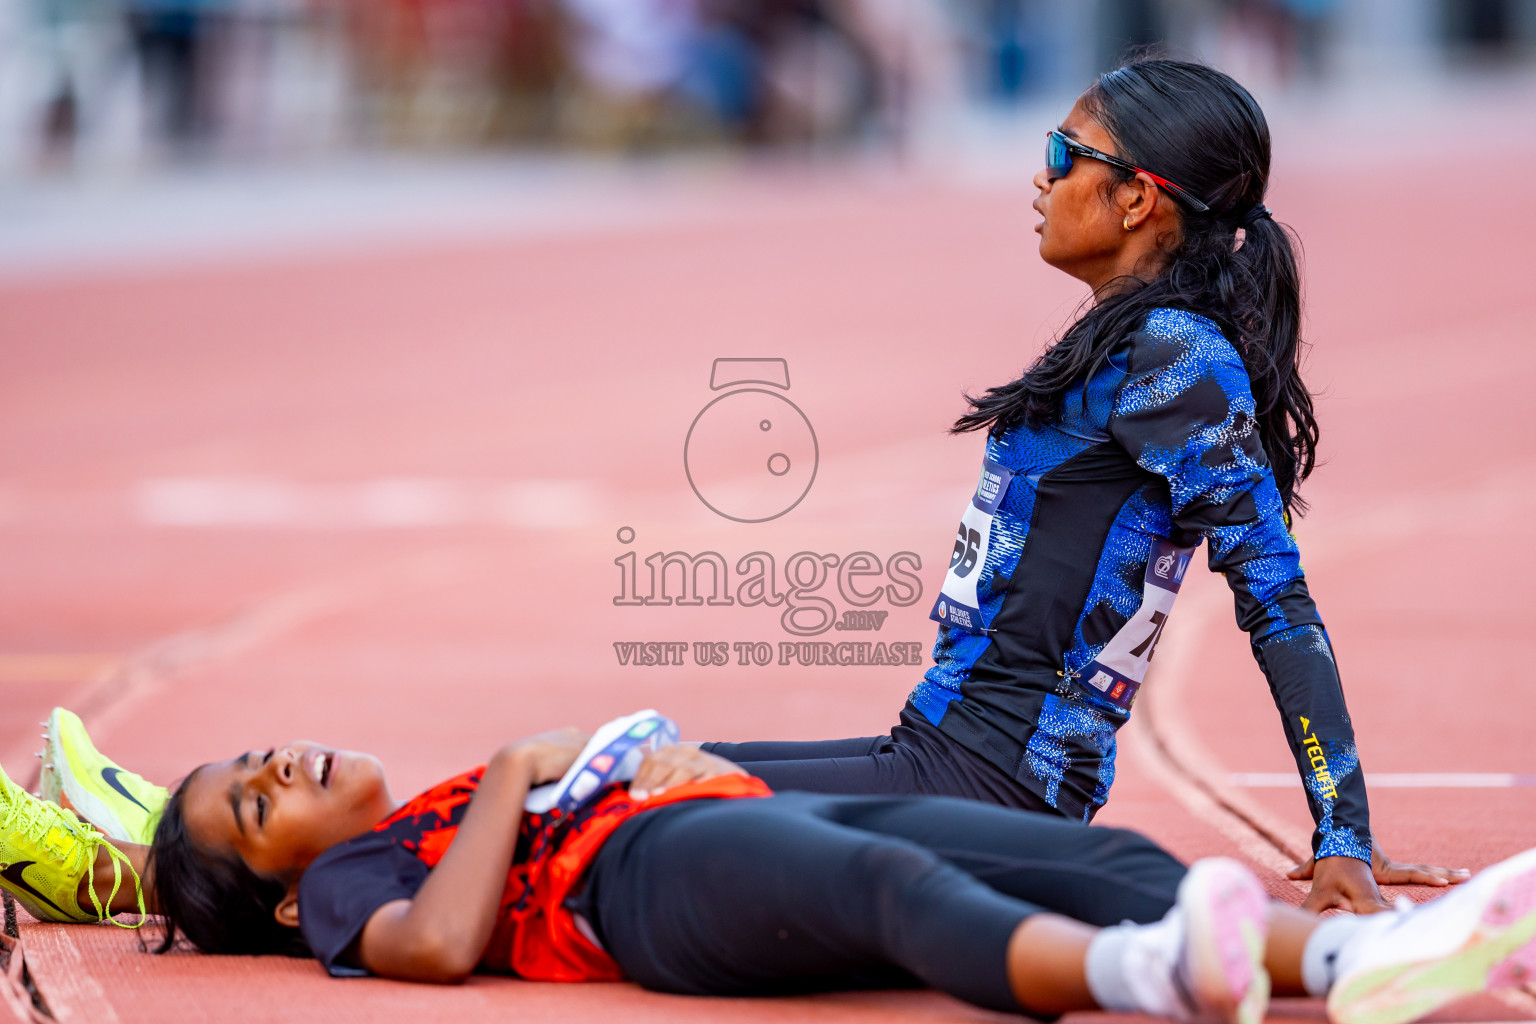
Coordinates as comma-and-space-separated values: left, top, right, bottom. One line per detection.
2, 98, 1535, 1023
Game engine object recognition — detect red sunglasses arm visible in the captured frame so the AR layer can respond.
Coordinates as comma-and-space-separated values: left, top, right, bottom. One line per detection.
1133, 169, 1212, 213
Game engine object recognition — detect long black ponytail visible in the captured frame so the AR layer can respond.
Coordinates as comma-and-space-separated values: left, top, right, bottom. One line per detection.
954, 57, 1319, 515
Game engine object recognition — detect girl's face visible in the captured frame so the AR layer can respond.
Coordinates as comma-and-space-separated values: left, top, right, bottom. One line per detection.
180, 742, 397, 880
1031, 95, 1166, 289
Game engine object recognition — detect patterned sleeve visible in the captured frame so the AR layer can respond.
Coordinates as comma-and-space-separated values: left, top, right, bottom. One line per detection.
1107, 310, 1372, 863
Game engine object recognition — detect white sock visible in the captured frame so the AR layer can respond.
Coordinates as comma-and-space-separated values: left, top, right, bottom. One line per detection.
1086, 925, 1140, 1012
1301, 914, 1369, 997
1085, 913, 1186, 1017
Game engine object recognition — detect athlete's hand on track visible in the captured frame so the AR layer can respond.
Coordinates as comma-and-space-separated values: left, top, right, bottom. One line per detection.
1289, 841, 1470, 913
1290, 855, 1390, 913
502, 727, 591, 786
629, 746, 747, 800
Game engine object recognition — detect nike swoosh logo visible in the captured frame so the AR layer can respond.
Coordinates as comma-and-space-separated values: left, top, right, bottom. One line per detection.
101, 767, 152, 814
1, 861, 68, 917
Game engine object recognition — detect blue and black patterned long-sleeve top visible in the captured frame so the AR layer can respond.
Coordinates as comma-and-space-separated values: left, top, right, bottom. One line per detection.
909, 307, 1371, 861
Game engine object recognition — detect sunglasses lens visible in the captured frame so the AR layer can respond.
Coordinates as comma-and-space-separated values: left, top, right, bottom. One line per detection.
1045, 133, 1071, 180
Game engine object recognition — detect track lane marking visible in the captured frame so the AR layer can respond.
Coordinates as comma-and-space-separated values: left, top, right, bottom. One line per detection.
1230, 773, 1536, 788
0, 655, 121, 684
132, 477, 599, 529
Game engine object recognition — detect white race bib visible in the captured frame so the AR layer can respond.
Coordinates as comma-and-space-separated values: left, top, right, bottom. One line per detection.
1077, 538, 1195, 711
929, 459, 1013, 635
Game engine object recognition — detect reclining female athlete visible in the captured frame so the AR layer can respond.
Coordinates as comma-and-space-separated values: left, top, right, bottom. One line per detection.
3, 707, 1534, 1024
699, 55, 1465, 914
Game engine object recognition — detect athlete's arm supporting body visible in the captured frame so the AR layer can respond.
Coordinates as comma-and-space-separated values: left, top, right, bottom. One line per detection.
1109, 316, 1463, 912
354, 736, 744, 983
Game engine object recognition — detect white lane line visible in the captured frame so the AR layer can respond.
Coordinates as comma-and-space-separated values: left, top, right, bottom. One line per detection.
132, 477, 598, 529
1230, 772, 1536, 788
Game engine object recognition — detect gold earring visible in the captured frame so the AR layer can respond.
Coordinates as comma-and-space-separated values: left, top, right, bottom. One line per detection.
1123, 216, 1136, 232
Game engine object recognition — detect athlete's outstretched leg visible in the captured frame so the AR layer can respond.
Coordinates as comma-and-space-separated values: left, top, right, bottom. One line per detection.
579, 795, 1271, 1021
700, 712, 1056, 809
803, 791, 1187, 925
794, 793, 1320, 1000
584, 794, 1065, 1012
697, 736, 927, 795
699, 736, 887, 763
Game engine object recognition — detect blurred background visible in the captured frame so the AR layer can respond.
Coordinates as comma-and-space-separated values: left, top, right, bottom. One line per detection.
1, 0, 1533, 178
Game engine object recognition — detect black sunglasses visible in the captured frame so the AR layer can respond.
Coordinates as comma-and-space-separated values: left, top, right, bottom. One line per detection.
1045, 129, 1211, 214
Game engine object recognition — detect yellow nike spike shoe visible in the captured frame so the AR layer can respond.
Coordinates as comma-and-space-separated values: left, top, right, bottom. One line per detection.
1, 762, 143, 926
38, 707, 167, 846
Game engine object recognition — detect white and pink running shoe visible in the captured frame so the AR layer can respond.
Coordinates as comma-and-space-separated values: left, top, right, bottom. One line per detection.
1328, 847, 1536, 1024
1174, 858, 1272, 1024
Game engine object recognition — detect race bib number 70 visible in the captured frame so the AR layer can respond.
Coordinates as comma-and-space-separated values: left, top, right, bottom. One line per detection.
1077, 537, 1195, 711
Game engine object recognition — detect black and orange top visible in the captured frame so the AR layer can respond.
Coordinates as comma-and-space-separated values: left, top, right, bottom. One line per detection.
297, 768, 772, 980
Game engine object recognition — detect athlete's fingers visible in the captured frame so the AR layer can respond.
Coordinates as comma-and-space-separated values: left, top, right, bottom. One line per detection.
1375, 861, 1467, 887
1374, 853, 1471, 883
1416, 862, 1468, 882
1393, 869, 1448, 887
633, 763, 693, 798
643, 759, 691, 792
1287, 857, 1316, 880
628, 751, 676, 794
1369, 843, 1469, 886
631, 746, 741, 798
1377, 864, 1445, 886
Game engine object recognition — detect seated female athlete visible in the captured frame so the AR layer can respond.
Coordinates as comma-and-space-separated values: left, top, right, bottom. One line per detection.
3, 708, 1534, 1024
696, 54, 1466, 915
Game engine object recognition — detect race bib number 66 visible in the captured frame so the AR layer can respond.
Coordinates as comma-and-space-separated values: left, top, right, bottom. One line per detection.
929, 459, 1013, 635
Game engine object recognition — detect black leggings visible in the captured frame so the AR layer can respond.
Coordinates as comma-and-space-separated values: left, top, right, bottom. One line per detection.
574, 792, 1185, 1013
700, 707, 1059, 814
